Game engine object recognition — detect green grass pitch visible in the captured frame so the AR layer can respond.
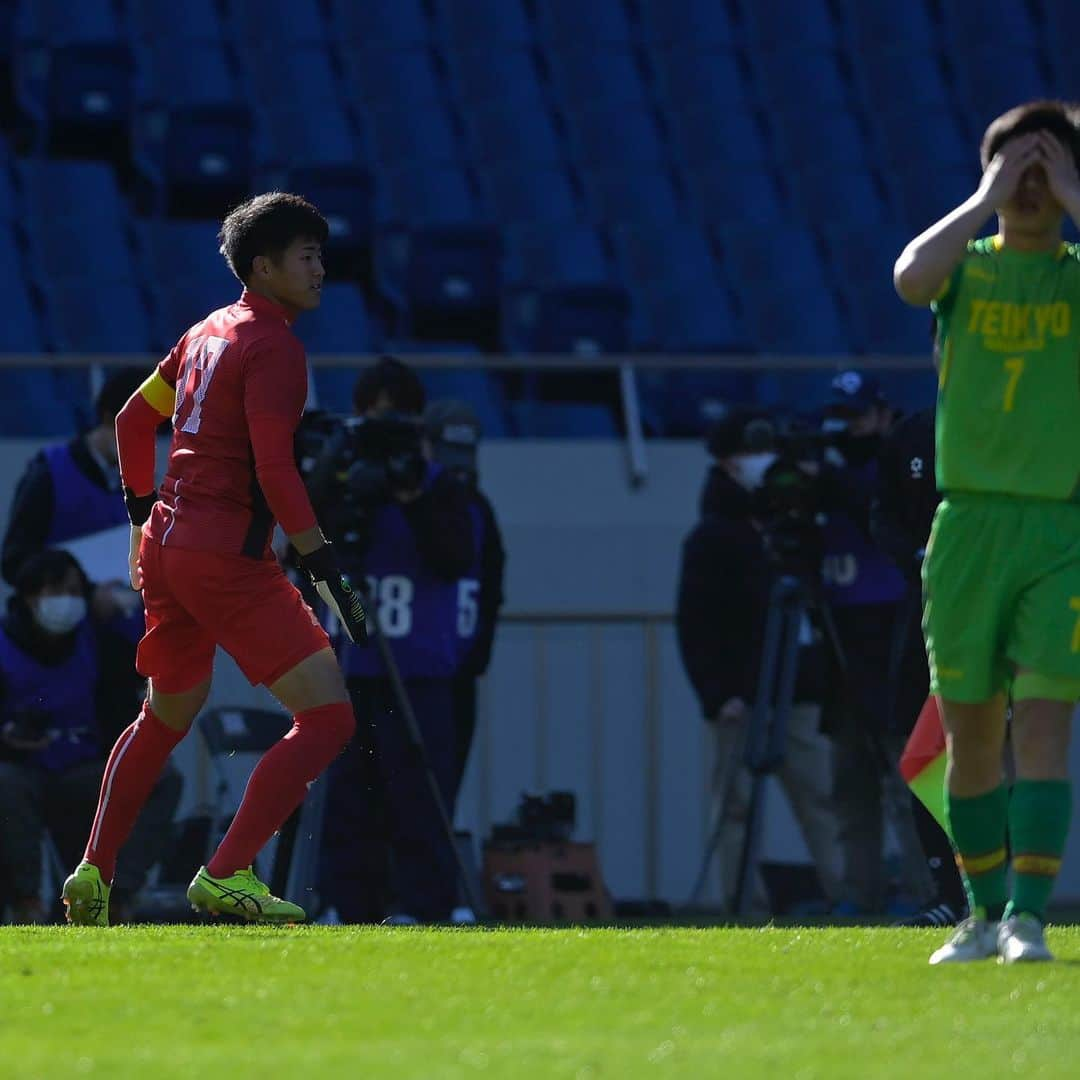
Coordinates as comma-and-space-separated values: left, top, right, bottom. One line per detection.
4, 925, 1080, 1078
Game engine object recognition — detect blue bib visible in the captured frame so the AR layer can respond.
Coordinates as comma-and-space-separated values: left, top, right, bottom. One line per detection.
455, 497, 487, 662
339, 465, 462, 679
43, 443, 128, 545
0, 621, 101, 771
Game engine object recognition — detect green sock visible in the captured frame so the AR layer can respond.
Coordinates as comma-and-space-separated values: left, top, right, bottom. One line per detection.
946, 784, 1008, 920
1004, 779, 1072, 924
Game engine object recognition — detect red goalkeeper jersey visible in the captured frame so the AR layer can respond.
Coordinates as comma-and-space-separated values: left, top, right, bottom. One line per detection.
141, 289, 317, 557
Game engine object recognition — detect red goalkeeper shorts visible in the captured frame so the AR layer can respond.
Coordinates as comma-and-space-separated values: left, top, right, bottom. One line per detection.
137, 538, 331, 693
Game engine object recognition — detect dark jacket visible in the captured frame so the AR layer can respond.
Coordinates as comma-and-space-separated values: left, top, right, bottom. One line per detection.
460, 485, 505, 678
676, 467, 824, 719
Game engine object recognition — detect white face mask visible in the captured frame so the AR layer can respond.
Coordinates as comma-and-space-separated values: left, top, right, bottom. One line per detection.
34, 595, 87, 635
728, 452, 777, 492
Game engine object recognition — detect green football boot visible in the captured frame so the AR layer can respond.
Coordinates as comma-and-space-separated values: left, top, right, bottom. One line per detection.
187, 866, 306, 923
61, 861, 111, 927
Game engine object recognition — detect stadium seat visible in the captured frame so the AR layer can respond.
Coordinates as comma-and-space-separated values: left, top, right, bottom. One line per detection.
0, 227, 44, 352
685, 164, 789, 224
666, 103, 770, 169
446, 47, 547, 107
716, 224, 849, 353
611, 222, 720, 290
565, 105, 667, 167
824, 224, 930, 355
631, 279, 743, 352
1045, 0, 1080, 94
840, 0, 937, 53
582, 168, 684, 222
126, 0, 229, 45
464, 101, 564, 164
874, 107, 969, 173
952, 45, 1047, 132
534, 0, 633, 45
501, 284, 631, 354
637, 0, 736, 48
547, 47, 649, 107
893, 162, 980, 233
47, 278, 154, 353
650, 47, 749, 110
368, 102, 462, 166
740, 0, 837, 51
225, 0, 327, 44
478, 163, 582, 223
375, 165, 479, 226
420, 369, 512, 438
754, 48, 849, 108
787, 164, 889, 224
433, 0, 533, 49
343, 46, 445, 108
295, 284, 374, 354
940, 0, 1037, 50
509, 400, 619, 437
502, 223, 612, 287
326, 0, 430, 46
852, 46, 951, 113
770, 106, 868, 170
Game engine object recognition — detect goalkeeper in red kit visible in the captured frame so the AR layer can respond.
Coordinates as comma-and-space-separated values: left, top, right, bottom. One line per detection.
60, 193, 368, 925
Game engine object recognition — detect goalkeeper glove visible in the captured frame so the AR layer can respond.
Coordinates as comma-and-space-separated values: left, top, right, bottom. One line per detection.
299, 543, 368, 644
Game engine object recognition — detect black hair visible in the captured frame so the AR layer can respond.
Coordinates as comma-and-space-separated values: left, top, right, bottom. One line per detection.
218, 192, 329, 284
981, 100, 1080, 174
95, 366, 148, 425
352, 356, 427, 416
14, 549, 88, 598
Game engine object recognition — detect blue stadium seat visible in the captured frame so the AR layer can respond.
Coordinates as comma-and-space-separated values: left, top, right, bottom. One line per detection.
503, 223, 612, 286
874, 107, 969, 173
1045, 0, 1080, 93
369, 102, 462, 166
295, 284, 374, 354
547, 47, 648, 106
127, 0, 228, 45
136, 41, 240, 107
650, 47, 748, 109
510, 400, 618, 437
840, 0, 937, 53
638, 0, 736, 48
534, 0, 633, 44
824, 224, 929, 355
894, 162, 980, 233
136, 219, 240, 340
19, 0, 120, 44
770, 106, 868, 169
465, 101, 563, 163
420, 369, 511, 438
788, 164, 889, 224
0, 228, 43, 352
19, 158, 125, 226
716, 224, 849, 353
755, 48, 848, 107
433, 0, 533, 48
47, 278, 154, 353
582, 168, 684, 222
686, 164, 789, 224
940, 0, 1036, 50
225, 0, 327, 44
375, 165, 479, 225
478, 163, 581, 223
343, 46, 445, 107
740, 0, 837, 51
566, 105, 667, 166
326, 0, 429, 46
446, 47, 546, 106
611, 222, 720, 289
666, 104, 769, 168
631, 279, 743, 351
501, 284, 631, 353
952, 45, 1047, 132
853, 47, 950, 113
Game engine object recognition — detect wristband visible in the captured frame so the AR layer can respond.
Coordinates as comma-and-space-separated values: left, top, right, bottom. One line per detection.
123, 487, 157, 527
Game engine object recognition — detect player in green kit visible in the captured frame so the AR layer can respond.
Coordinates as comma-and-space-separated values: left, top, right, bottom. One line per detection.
895, 100, 1080, 964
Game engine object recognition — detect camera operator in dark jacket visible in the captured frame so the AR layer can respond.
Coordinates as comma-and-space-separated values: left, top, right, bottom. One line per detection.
423, 400, 506, 809
871, 406, 966, 927
309, 357, 476, 923
0, 550, 179, 922
676, 409, 843, 914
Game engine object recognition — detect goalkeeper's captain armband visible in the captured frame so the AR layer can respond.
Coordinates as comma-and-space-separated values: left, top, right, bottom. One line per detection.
299, 542, 369, 645
123, 487, 157, 527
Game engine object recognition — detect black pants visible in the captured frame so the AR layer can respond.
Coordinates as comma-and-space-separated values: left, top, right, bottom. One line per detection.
320, 677, 458, 923
451, 675, 477, 808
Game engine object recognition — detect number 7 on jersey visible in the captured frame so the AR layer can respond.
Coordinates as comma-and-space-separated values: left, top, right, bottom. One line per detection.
175, 335, 229, 434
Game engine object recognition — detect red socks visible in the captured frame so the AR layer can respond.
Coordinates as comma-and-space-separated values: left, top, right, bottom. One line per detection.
206, 703, 354, 879
85, 703, 185, 883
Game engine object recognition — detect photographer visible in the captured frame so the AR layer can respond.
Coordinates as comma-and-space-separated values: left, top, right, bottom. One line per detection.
0, 550, 179, 922
872, 406, 967, 928
676, 409, 843, 914
309, 358, 475, 923
819, 371, 934, 916
423, 400, 506, 809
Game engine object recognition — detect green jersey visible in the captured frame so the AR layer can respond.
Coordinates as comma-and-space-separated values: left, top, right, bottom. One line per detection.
932, 235, 1080, 501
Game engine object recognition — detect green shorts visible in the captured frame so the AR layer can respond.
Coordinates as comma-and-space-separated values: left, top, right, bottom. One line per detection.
922, 493, 1080, 703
